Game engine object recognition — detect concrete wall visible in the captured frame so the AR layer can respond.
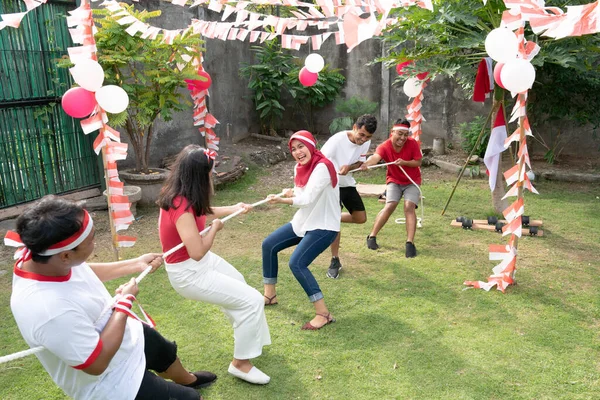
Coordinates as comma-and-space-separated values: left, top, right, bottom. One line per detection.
113, 1, 599, 168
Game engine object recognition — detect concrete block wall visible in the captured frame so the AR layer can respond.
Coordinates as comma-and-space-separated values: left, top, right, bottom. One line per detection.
109, 0, 599, 169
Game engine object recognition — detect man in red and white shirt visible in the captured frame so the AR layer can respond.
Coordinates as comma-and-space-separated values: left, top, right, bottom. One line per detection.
8, 196, 216, 400
361, 119, 422, 257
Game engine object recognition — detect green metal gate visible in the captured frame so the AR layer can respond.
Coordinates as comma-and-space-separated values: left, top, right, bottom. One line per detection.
0, 0, 101, 209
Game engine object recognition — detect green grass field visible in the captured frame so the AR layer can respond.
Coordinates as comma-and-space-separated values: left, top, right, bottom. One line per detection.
1, 166, 599, 399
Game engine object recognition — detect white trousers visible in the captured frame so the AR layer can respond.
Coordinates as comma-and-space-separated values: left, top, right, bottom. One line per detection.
165, 251, 271, 360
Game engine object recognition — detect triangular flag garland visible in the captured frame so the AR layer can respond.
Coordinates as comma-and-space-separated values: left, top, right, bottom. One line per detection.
405, 80, 427, 143
464, 25, 539, 293
187, 55, 221, 155
66, 0, 136, 249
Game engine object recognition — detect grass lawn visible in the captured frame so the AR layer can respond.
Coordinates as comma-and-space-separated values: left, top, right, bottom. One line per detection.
0, 165, 599, 399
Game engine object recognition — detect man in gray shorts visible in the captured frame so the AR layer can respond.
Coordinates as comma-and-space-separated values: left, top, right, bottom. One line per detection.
360, 119, 422, 257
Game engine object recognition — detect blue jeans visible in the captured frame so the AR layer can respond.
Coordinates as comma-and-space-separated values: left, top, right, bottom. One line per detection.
262, 223, 337, 302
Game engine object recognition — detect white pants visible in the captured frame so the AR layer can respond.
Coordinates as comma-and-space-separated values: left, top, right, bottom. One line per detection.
166, 251, 271, 360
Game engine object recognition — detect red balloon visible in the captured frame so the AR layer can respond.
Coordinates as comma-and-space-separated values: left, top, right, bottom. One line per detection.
196, 70, 212, 90
396, 61, 413, 75
494, 63, 505, 89
61, 87, 96, 118
299, 67, 318, 87
417, 72, 429, 80
185, 70, 212, 91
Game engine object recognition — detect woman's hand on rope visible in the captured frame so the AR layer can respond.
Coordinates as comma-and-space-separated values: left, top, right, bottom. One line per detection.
136, 253, 164, 274
282, 188, 294, 198
211, 218, 224, 232
115, 278, 139, 298
236, 202, 253, 214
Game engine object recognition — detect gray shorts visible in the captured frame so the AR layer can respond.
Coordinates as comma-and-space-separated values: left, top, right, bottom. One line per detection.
386, 182, 420, 205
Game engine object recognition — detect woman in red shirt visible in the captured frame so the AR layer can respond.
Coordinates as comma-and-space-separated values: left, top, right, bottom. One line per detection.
157, 145, 271, 385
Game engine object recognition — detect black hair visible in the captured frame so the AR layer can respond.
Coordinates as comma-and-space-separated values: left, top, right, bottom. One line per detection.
394, 119, 410, 126
355, 114, 378, 134
157, 144, 214, 216
15, 195, 85, 263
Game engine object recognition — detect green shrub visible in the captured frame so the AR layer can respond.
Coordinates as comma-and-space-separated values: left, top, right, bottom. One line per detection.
329, 97, 379, 134
458, 115, 490, 158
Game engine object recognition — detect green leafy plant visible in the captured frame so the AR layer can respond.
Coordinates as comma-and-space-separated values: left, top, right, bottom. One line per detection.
458, 115, 490, 158
533, 129, 565, 164
239, 40, 295, 135
288, 66, 346, 133
89, 6, 204, 173
328, 97, 379, 134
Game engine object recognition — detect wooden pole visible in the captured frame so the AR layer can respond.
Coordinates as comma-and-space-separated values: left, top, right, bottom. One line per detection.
101, 146, 120, 261
440, 103, 498, 216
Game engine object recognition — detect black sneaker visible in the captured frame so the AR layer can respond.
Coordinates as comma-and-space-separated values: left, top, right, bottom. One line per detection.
366, 236, 379, 250
327, 257, 342, 279
405, 242, 417, 258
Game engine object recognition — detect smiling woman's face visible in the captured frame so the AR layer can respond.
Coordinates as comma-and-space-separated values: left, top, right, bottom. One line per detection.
290, 140, 312, 165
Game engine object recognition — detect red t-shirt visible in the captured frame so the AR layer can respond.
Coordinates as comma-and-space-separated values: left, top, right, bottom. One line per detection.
159, 196, 207, 264
375, 138, 422, 185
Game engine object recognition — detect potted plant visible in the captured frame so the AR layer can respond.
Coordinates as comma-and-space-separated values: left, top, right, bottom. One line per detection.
93, 5, 204, 204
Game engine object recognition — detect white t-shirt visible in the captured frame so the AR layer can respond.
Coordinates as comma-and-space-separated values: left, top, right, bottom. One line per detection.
291, 163, 341, 236
11, 262, 145, 400
320, 131, 371, 188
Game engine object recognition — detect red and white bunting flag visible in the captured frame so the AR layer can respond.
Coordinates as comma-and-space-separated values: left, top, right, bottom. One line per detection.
502, 216, 522, 237
523, 173, 539, 194
518, 140, 531, 169
109, 195, 131, 212
489, 244, 511, 261
116, 235, 137, 247
81, 112, 106, 135
484, 105, 508, 190
491, 247, 517, 275
463, 280, 497, 291
503, 197, 524, 221
112, 210, 134, 226
108, 179, 124, 196
504, 164, 525, 186
93, 133, 110, 155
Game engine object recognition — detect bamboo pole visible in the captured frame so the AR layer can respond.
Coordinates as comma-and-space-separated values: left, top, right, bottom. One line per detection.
101, 146, 120, 261
440, 103, 498, 216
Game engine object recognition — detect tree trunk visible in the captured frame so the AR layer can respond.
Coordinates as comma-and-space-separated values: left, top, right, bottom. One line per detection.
125, 117, 142, 172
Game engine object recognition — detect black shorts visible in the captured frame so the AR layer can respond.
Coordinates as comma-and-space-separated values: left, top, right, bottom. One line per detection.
135, 325, 198, 400
340, 186, 366, 214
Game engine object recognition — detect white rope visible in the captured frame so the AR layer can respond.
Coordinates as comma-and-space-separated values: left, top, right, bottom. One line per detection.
0, 193, 283, 365
351, 162, 424, 227
393, 165, 424, 229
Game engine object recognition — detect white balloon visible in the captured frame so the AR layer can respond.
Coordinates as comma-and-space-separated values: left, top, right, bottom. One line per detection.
95, 85, 129, 114
69, 59, 104, 92
526, 170, 535, 181
485, 28, 519, 64
500, 58, 536, 94
305, 53, 325, 73
403, 78, 422, 98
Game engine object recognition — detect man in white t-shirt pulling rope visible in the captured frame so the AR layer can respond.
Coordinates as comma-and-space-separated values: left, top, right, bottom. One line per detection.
321, 114, 377, 278
6, 196, 216, 400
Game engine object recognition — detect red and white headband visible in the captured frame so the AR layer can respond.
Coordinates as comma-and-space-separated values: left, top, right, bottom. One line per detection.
4, 210, 94, 257
392, 123, 410, 132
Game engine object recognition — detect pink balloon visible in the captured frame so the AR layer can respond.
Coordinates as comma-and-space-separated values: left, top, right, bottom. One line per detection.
61, 87, 96, 118
493, 63, 506, 89
299, 67, 318, 87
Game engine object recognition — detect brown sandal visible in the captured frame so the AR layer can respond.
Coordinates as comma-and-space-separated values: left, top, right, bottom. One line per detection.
264, 295, 278, 306
301, 313, 336, 330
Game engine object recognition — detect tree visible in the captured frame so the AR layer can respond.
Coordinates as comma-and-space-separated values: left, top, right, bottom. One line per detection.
93, 6, 204, 173
380, 0, 600, 211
